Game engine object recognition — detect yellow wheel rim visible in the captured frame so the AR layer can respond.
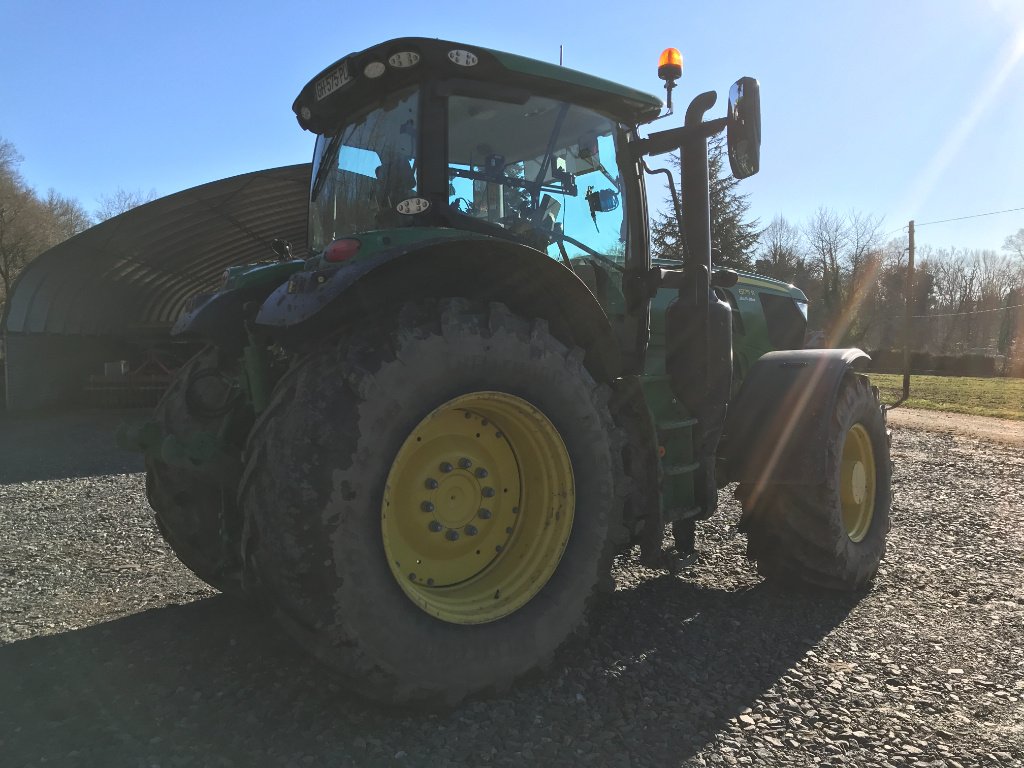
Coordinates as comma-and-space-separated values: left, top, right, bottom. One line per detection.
381, 392, 575, 625
840, 423, 876, 542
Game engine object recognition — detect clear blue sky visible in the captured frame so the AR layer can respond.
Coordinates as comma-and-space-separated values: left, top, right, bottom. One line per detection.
2, 0, 1022, 253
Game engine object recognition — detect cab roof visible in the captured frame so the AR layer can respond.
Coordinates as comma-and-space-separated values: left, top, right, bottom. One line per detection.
294, 37, 663, 134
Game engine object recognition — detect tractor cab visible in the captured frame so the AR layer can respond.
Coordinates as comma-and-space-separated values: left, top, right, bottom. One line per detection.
297, 38, 662, 306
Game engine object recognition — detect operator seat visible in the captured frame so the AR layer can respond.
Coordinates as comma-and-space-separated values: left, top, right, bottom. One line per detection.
375, 157, 417, 209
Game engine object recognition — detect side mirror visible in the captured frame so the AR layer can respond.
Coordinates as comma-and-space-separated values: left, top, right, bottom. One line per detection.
271, 238, 293, 262
727, 77, 761, 179
586, 187, 620, 214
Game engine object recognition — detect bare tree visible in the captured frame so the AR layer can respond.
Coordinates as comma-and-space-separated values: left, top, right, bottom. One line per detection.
44, 189, 92, 243
94, 187, 158, 221
0, 202, 49, 314
1003, 228, 1024, 261
846, 210, 883, 278
758, 214, 1022, 356
755, 215, 805, 283
804, 207, 848, 339
0, 137, 22, 176
840, 211, 884, 344
0, 147, 47, 314
0, 137, 93, 317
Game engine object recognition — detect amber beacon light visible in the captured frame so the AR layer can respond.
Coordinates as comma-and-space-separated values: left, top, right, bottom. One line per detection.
657, 47, 683, 111
658, 47, 683, 82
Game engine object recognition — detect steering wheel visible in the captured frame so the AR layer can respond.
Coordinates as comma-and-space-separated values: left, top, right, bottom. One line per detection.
555, 232, 625, 273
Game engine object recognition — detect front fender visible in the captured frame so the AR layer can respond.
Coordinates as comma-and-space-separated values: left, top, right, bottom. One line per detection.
720, 348, 870, 485
173, 260, 304, 348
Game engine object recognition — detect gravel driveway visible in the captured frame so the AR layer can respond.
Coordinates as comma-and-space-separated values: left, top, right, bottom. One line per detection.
1, 408, 1021, 767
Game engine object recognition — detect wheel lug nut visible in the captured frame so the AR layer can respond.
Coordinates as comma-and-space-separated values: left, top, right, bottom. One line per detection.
428, 520, 443, 533
475, 467, 488, 478
445, 529, 460, 541
409, 573, 416, 581
482, 487, 495, 498
421, 501, 435, 513
478, 508, 492, 520
458, 457, 472, 469
440, 462, 453, 473
465, 525, 478, 536
425, 478, 438, 489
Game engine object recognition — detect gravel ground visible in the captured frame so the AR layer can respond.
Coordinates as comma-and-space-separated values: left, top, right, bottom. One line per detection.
1, 408, 1021, 767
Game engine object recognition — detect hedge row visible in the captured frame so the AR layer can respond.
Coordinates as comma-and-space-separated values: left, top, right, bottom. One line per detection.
865, 349, 1003, 377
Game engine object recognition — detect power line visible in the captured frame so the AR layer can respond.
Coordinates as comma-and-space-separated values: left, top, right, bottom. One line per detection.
915, 206, 1024, 229
913, 302, 1024, 318
883, 206, 1024, 240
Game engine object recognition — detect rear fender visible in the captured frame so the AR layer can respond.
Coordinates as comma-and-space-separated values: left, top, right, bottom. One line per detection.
720, 348, 870, 486
256, 235, 621, 380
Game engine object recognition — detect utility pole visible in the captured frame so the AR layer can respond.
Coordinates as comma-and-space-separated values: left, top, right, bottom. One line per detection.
902, 220, 915, 402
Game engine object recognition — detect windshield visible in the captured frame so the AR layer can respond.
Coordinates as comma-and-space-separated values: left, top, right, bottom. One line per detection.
447, 94, 627, 268
308, 87, 419, 254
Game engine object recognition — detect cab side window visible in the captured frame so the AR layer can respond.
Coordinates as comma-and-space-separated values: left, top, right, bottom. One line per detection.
447, 95, 627, 269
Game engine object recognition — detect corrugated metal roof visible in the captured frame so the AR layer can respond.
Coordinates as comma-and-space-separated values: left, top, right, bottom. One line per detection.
3, 164, 310, 336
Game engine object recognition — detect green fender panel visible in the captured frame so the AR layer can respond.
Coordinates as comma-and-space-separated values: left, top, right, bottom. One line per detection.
720, 348, 870, 486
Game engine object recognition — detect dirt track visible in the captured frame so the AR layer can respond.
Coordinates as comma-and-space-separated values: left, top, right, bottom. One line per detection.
886, 407, 1023, 446
1, 408, 1021, 767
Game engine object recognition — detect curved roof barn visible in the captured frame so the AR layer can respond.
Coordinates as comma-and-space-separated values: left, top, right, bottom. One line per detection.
3, 164, 309, 337
2, 164, 310, 410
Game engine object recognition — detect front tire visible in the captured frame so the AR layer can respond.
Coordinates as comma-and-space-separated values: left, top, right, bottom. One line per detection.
145, 346, 246, 593
240, 300, 626, 704
740, 373, 892, 591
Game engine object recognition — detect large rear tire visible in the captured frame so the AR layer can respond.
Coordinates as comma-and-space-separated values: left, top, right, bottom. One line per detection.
145, 346, 246, 593
240, 300, 626, 704
739, 373, 892, 591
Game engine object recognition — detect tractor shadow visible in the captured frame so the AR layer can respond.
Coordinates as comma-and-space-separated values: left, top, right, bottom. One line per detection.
0, 577, 855, 766
0, 408, 145, 484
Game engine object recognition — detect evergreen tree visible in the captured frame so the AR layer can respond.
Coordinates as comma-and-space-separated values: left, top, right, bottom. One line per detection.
648, 135, 760, 269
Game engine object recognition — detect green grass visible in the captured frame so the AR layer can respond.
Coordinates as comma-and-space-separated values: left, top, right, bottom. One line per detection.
868, 373, 1024, 420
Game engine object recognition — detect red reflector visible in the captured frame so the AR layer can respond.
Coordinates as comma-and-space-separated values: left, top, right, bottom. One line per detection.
323, 238, 361, 263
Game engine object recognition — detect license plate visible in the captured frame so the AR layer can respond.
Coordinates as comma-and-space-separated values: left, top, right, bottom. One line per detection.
315, 62, 352, 101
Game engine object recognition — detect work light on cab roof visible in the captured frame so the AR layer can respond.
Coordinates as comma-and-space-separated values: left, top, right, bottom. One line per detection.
658, 47, 683, 111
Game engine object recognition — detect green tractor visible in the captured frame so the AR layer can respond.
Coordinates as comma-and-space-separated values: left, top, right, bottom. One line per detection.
131, 38, 892, 704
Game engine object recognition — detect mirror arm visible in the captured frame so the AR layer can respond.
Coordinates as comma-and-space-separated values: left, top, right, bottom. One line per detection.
699, 117, 728, 137
630, 126, 685, 160
645, 266, 687, 296
630, 117, 729, 161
